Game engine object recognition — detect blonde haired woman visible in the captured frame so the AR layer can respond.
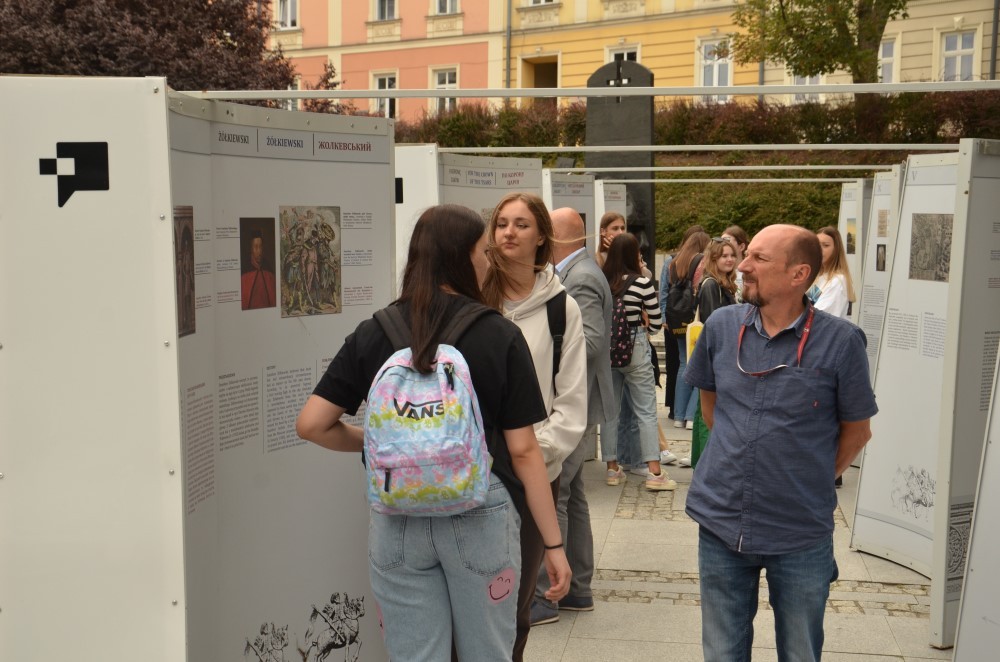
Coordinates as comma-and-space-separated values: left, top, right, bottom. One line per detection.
810, 226, 856, 319
482, 192, 588, 660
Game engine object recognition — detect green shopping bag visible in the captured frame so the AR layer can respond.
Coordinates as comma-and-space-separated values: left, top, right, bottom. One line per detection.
690, 399, 710, 468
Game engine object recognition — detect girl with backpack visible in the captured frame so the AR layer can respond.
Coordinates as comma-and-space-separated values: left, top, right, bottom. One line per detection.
296, 204, 570, 662
600, 233, 677, 492
668, 231, 711, 430
481, 192, 588, 660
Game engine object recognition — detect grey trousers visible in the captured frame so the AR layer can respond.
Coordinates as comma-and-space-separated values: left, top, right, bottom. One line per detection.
534, 425, 596, 607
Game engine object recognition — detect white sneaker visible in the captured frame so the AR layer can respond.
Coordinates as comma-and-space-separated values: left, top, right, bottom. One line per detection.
660, 450, 678, 465
685, 420, 694, 430
629, 465, 651, 477
606, 467, 626, 486
673, 420, 685, 428
678, 457, 692, 467
646, 470, 677, 491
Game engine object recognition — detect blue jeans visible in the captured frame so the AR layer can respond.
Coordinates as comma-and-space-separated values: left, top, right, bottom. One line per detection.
601, 336, 659, 464
674, 335, 699, 422
368, 475, 521, 661
616, 387, 641, 467
698, 527, 838, 662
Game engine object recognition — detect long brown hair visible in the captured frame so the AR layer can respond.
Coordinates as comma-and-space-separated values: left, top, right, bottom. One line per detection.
723, 224, 749, 256
669, 231, 710, 283
481, 192, 554, 309
602, 233, 642, 296
701, 238, 738, 297
398, 205, 486, 372
817, 226, 856, 302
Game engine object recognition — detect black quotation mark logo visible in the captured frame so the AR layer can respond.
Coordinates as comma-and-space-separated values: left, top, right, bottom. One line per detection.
39, 142, 110, 207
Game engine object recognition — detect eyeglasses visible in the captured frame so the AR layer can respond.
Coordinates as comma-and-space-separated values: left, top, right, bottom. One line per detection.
711, 237, 725, 243
736, 306, 814, 377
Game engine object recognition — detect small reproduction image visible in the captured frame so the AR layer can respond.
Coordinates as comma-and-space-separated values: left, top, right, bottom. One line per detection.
876, 244, 887, 272
173, 206, 196, 337
280, 206, 342, 317
240, 217, 278, 310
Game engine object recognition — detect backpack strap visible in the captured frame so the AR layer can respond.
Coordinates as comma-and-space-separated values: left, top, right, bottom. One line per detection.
687, 254, 704, 282
545, 291, 567, 378
375, 301, 495, 353
373, 306, 411, 351
439, 301, 495, 347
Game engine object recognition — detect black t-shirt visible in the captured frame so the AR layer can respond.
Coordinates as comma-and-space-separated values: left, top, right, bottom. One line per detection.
312, 296, 547, 505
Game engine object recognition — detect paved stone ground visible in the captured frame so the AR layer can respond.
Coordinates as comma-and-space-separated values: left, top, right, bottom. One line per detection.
523, 367, 948, 661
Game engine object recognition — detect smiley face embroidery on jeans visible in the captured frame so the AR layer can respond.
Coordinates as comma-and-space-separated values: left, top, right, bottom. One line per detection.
488, 567, 516, 603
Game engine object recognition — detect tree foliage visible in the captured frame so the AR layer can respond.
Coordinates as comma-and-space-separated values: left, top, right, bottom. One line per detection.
731, 0, 909, 84
0, 0, 296, 91
301, 61, 352, 114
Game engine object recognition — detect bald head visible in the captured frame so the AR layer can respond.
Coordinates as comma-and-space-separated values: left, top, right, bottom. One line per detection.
767, 224, 822, 289
550, 207, 586, 264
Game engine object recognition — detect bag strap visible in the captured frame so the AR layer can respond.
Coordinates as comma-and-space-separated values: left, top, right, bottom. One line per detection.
687, 254, 704, 284
619, 273, 639, 298
546, 290, 567, 378
374, 301, 495, 353
373, 306, 411, 351
440, 301, 495, 347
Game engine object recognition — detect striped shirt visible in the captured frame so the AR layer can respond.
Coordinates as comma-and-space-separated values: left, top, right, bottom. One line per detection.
620, 275, 662, 333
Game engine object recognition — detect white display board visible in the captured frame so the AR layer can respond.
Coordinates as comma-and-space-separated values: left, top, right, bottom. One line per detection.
543, 170, 597, 252
953, 349, 1000, 660
168, 95, 394, 661
393, 143, 441, 294
857, 166, 904, 381
837, 178, 872, 325
853, 141, 1000, 647
0, 76, 184, 661
438, 152, 543, 220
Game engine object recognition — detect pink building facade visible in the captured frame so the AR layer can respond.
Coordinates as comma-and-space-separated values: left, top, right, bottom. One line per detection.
273, 1, 503, 123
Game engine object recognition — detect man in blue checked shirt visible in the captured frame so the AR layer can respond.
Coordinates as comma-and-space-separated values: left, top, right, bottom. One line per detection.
684, 224, 877, 662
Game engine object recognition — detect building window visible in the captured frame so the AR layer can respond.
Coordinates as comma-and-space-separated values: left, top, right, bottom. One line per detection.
530, 0, 555, 4
276, 0, 297, 29
942, 30, 975, 81
374, 74, 397, 118
434, 69, 457, 114
879, 39, 895, 83
376, 0, 396, 21
437, 0, 458, 14
608, 46, 638, 63
792, 73, 821, 102
699, 39, 730, 102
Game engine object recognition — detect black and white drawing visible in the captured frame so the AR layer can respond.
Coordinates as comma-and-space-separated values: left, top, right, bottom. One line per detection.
889, 464, 935, 522
244, 622, 289, 662
298, 593, 365, 662
909, 213, 953, 282
243, 591, 366, 662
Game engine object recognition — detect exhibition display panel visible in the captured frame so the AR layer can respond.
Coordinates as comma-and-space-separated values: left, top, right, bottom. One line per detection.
1, 77, 395, 662
857, 166, 904, 381
853, 140, 1000, 647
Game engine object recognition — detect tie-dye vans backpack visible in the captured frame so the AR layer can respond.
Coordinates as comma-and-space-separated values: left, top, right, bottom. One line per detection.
364, 302, 495, 516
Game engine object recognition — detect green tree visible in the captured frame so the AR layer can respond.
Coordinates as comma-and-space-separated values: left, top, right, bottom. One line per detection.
0, 0, 296, 92
731, 0, 910, 138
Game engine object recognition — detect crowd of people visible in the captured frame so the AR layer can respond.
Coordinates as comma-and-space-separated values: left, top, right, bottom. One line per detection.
295, 198, 875, 662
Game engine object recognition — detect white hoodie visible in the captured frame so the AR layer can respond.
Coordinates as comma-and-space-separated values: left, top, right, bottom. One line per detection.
503, 264, 588, 481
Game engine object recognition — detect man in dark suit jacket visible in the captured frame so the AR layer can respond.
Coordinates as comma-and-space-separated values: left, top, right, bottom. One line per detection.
532, 207, 617, 624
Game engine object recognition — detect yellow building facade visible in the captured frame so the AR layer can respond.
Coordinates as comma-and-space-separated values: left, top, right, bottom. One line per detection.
507, 0, 756, 103
275, 1, 999, 120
